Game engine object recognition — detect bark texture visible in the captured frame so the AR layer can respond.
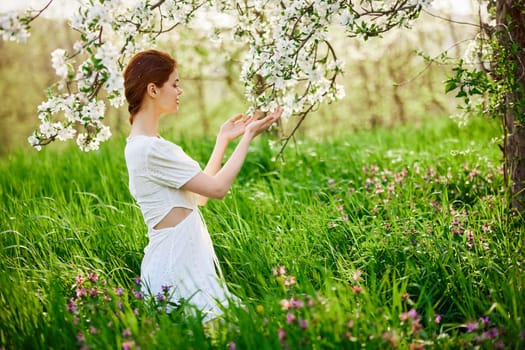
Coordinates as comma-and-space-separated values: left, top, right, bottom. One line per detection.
496, 0, 525, 213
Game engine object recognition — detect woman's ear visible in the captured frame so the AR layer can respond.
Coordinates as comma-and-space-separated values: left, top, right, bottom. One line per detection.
147, 83, 157, 97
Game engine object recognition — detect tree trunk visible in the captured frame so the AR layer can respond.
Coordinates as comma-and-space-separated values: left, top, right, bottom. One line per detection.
496, 0, 525, 214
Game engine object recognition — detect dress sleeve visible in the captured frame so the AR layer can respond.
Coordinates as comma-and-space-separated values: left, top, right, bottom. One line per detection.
146, 139, 202, 189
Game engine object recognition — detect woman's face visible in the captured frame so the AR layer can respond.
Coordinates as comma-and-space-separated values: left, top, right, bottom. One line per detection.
155, 69, 183, 115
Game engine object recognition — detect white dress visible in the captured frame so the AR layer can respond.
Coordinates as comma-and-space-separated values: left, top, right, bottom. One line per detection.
124, 135, 236, 320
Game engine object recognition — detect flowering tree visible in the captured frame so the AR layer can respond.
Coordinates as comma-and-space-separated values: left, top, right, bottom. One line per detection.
0, 0, 429, 152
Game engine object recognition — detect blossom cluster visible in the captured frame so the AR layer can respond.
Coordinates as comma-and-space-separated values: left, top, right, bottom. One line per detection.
24, 0, 206, 151
1, 0, 430, 151
0, 10, 32, 43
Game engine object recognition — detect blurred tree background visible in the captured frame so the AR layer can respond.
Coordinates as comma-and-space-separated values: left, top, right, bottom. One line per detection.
0, 3, 479, 155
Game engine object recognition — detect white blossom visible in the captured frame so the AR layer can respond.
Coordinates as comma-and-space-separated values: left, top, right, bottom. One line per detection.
51, 49, 68, 79
57, 125, 77, 141
0, 11, 31, 43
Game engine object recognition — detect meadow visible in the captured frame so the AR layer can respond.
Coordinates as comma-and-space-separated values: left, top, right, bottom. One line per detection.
0, 115, 523, 349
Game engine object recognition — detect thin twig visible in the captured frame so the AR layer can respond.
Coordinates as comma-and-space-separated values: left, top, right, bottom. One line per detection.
28, 0, 54, 21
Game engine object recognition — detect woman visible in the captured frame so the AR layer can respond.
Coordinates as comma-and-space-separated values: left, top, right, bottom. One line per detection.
123, 50, 281, 320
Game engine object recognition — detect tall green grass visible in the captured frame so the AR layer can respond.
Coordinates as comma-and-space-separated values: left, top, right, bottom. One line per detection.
1, 116, 523, 349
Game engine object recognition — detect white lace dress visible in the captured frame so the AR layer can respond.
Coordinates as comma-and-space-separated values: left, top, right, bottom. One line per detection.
124, 135, 236, 320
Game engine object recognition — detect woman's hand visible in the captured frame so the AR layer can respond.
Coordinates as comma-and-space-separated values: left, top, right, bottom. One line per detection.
245, 107, 282, 139
218, 113, 256, 143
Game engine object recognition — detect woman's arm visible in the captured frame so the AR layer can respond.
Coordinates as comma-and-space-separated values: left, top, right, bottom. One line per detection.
183, 108, 281, 201
195, 113, 254, 205
195, 137, 228, 206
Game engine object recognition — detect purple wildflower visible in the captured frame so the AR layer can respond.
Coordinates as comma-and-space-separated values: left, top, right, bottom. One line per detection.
487, 327, 499, 339
156, 293, 165, 302
286, 312, 295, 324
407, 308, 418, 319
67, 298, 77, 313
134, 277, 141, 286
161, 285, 171, 293
115, 287, 123, 296
122, 328, 132, 338
134, 291, 144, 299
228, 342, 236, 350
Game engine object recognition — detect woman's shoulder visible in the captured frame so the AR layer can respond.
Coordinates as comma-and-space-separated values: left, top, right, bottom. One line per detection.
126, 135, 180, 148
127, 135, 188, 158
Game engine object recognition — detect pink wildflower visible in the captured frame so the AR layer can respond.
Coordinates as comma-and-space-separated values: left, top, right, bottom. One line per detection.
400, 309, 418, 322
280, 299, 290, 310
122, 341, 135, 350
465, 321, 479, 332
76, 332, 85, 342
87, 272, 99, 282
76, 288, 87, 298
278, 328, 286, 341
284, 275, 296, 287
298, 318, 309, 329
289, 297, 304, 308
352, 270, 363, 282
411, 319, 422, 333
76, 275, 84, 285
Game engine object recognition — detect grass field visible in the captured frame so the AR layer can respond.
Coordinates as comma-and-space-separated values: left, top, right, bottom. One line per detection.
0, 116, 523, 349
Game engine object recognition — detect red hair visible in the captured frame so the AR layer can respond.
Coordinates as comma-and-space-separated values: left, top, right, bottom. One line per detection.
123, 50, 177, 124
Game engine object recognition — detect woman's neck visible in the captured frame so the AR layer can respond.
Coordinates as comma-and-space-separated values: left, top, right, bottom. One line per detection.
129, 109, 160, 137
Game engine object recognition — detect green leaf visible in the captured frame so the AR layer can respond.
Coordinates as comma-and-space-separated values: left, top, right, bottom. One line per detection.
444, 81, 457, 93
